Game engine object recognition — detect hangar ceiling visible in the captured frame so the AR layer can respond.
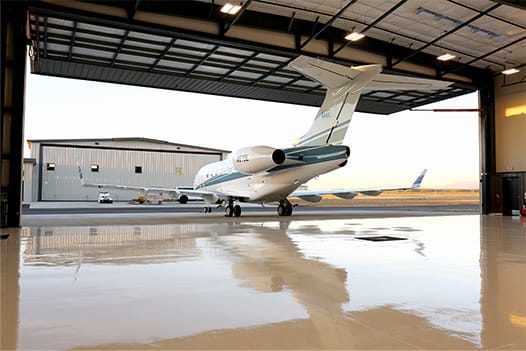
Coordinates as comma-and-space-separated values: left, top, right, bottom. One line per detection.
27, 0, 525, 114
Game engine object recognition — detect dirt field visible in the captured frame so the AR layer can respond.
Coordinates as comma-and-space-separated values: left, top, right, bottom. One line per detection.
293, 189, 480, 208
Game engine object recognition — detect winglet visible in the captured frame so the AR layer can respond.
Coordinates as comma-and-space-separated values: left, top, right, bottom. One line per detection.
411, 169, 427, 189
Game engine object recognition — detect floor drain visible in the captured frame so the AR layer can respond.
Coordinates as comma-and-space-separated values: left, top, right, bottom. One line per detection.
357, 235, 407, 242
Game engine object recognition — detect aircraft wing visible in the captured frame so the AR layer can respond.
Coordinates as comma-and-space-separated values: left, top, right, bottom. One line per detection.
78, 166, 250, 204
290, 169, 427, 203
77, 166, 179, 196
176, 187, 251, 204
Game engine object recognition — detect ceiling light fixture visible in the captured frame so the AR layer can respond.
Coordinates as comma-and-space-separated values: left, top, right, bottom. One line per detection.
345, 32, 365, 42
221, 3, 242, 15
502, 68, 520, 75
437, 53, 456, 61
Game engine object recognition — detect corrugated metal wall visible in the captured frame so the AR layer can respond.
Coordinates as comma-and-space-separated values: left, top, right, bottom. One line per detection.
37, 144, 222, 201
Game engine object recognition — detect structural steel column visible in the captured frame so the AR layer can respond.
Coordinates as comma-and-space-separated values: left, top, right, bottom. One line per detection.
479, 82, 496, 215
1, 2, 27, 227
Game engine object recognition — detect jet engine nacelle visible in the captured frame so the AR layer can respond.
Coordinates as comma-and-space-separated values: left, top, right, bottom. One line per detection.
232, 145, 286, 174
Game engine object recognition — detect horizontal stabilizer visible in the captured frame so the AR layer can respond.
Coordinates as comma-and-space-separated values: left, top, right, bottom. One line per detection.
289, 56, 381, 91
366, 74, 451, 91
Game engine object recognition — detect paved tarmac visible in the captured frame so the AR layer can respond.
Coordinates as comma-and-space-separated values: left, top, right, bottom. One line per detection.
21, 202, 479, 226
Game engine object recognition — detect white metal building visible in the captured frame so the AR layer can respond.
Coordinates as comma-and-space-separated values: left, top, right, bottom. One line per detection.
24, 138, 230, 202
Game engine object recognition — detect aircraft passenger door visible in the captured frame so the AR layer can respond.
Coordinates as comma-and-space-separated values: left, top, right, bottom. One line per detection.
502, 176, 520, 216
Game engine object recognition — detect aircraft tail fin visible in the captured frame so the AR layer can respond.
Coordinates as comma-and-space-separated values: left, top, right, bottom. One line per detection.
289, 56, 381, 147
411, 169, 427, 189
289, 56, 452, 147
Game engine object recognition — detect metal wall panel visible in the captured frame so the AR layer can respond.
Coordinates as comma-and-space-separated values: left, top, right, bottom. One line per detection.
36, 142, 223, 201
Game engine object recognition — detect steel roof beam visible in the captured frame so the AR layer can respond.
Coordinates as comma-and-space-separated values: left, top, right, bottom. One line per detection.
110, 30, 130, 67
442, 35, 526, 77
67, 21, 77, 60
300, 0, 358, 49
224, 0, 254, 34
218, 52, 259, 82
184, 45, 219, 77
447, 0, 526, 30
252, 0, 501, 72
149, 37, 176, 72
249, 57, 296, 86
43, 16, 48, 57
128, 0, 141, 20
392, 3, 501, 67
333, 0, 408, 56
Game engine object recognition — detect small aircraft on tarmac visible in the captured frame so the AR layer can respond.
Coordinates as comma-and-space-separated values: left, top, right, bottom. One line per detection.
80, 55, 446, 216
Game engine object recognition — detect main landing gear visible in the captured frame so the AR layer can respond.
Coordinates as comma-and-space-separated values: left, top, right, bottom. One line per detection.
277, 199, 293, 216
224, 200, 241, 217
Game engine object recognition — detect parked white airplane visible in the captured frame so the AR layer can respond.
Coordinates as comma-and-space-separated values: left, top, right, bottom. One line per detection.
80, 55, 448, 216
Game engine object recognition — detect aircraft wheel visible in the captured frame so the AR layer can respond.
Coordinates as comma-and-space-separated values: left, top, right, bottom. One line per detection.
277, 204, 285, 216
233, 205, 241, 217
278, 202, 293, 216
285, 203, 293, 216
178, 195, 188, 204
203, 206, 212, 213
225, 205, 234, 217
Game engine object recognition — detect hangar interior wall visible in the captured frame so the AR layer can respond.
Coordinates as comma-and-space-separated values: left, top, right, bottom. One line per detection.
32, 143, 223, 201
495, 78, 526, 172
489, 77, 526, 215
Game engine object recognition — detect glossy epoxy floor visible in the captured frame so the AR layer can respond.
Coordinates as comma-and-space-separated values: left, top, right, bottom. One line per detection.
1, 214, 525, 350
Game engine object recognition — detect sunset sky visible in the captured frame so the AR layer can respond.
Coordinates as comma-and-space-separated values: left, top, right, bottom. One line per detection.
24, 67, 480, 189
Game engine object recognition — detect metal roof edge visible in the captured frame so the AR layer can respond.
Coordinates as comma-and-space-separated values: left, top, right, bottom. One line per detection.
27, 137, 231, 153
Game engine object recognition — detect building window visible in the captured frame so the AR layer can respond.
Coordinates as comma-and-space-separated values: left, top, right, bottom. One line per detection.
135, 166, 142, 174
46, 163, 56, 171
91, 164, 99, 172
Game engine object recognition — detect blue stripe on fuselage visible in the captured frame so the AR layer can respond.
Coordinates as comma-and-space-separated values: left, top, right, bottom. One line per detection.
195, 172, 248, 189
269, 144, 349, 172
195, 145, 349, 189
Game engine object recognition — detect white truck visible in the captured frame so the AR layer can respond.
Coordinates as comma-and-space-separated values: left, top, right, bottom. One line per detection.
98, 192, 113, 204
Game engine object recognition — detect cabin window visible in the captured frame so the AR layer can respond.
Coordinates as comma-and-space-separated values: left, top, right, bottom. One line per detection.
46, 163, 55, 171
135, 166, 142, 174
91, 164, 99, 172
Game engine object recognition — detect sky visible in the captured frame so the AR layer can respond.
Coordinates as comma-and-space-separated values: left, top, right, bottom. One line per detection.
24, 67, 481, 190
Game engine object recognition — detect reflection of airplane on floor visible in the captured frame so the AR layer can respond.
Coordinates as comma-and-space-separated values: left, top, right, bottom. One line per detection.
80, 55, 446, 216
61, 221, 477, 350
